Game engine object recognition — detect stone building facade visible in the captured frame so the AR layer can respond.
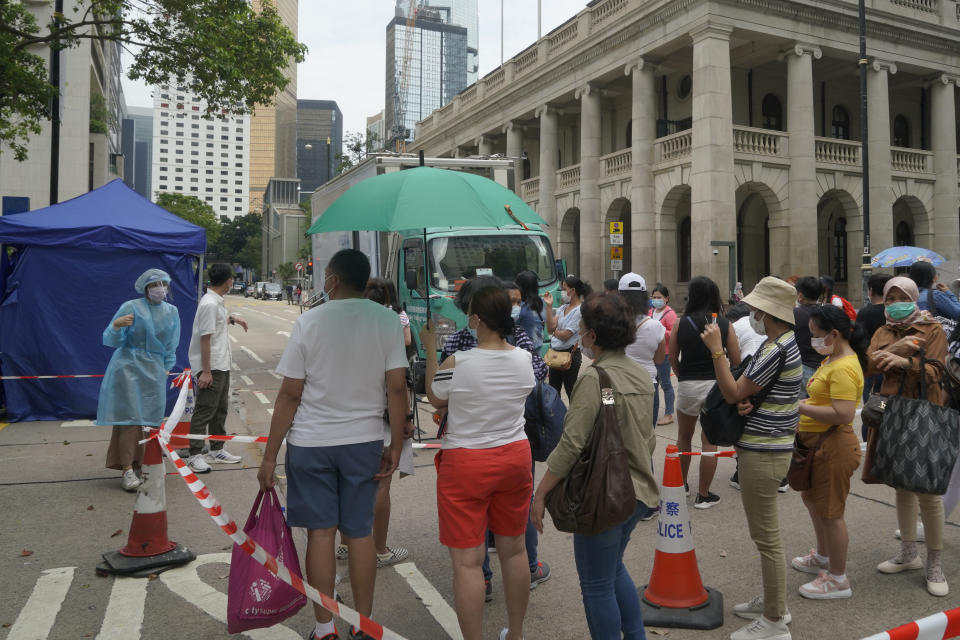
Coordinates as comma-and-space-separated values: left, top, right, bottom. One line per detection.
409, 0, 960, 304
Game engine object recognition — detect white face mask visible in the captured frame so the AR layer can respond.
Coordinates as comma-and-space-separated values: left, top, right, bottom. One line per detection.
147, 285, 168, 303
511, 305, 521, 321
811, 336, 834, 356
748, 311, 767, 336
561, 290, 571, 304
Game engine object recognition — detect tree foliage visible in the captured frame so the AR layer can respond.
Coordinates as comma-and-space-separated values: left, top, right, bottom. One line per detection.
0, 0, 306, 160
277, 261, 295, 284
155, 192, 221, 244
335, 130, 381, 174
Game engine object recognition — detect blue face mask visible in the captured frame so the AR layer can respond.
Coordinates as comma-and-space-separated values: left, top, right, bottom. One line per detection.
467, 326, 478, 340
650, 298, 666, 309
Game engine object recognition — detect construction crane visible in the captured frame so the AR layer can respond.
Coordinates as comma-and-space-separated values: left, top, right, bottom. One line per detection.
391, 0, 420, 152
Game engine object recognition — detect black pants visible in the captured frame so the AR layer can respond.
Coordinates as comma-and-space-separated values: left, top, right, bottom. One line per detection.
548, 348, 582, 400
189, 370, 230, 455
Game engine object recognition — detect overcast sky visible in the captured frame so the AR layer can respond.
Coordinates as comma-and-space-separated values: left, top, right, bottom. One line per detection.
122, 1, 587, 135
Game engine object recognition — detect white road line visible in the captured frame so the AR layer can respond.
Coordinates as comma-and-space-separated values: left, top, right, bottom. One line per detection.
394, 563, 462, 640
229, 335, 238, 343
269, 371, 283, 380
240, 346, 264, 363
271, 315, 287, 321
96, 576, 147, 640
61, 419, 95, 427
7, 566, 75, 640
231, 362, 240, 371
160, 554, 300, 639
276, 330, 290, 337
254, 391, 271, 405
240, 375, 254, 386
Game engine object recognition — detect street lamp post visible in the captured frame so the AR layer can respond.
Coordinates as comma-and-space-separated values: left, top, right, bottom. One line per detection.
858, 0, 872, 302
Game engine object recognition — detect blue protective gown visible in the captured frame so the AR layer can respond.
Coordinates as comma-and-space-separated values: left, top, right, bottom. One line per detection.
96, 297, 181, 426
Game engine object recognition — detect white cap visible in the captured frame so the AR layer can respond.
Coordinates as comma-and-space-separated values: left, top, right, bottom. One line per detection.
618, 272, 646, 291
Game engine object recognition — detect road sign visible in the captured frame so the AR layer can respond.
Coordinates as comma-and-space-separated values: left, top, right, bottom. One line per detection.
610, 246, 623, 260
610, 233, 624, 245
295, 262, 303, 271
611, 259, 623, 271
609, 221, 623, 235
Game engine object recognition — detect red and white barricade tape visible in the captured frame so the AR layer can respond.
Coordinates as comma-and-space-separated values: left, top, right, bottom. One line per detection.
667, 450, 737, 458
0, 372, 184, 380
861, 607, 960, 640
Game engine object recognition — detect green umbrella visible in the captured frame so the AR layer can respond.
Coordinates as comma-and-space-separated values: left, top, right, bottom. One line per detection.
306, 166, 547, 234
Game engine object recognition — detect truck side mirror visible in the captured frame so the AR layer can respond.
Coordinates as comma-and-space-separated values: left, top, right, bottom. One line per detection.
405, 268, 419, 293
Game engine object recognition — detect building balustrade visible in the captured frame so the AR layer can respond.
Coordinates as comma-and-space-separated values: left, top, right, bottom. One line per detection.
815, 137, 861, 166
592, 0, 630, 25
733, 126, 789, 157
654, 131, 693, 164
484, 68, 506, 94
890, 0, 937, 13
556, 165, 581, 191
521, 176, 540, 199
891, 147, 933, 173
460, 85, 477, 107
600, 148, 632, 180
548, 21, 580, 52
515, 48, 539, 75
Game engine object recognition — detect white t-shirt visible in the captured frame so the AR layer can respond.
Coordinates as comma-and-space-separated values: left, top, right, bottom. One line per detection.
189, 290, 231, 372
733, 315, 767, 358
431, 348, 535, 450
625, 315, 666, 382
276, 298, 408, 447
550, 304, 582, 349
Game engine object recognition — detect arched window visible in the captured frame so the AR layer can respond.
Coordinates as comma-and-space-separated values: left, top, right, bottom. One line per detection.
678, 217, 692, 282
896, 220, 914, 247
833, 217, 847, 282
761, 94, 783, 131
831, 105, 850, 140
893, 115, 910, 148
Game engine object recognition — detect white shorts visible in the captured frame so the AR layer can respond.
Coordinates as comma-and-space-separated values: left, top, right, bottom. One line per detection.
676, 379, 716, 417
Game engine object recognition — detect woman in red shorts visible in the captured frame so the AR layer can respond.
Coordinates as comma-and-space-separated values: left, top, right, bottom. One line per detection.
422, 285, 536, 640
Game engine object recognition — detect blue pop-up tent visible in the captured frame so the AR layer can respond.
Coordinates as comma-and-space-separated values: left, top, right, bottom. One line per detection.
0, 179, 206, 422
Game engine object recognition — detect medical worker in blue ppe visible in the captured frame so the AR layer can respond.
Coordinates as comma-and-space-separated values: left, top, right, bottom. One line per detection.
99, 268, 181, 491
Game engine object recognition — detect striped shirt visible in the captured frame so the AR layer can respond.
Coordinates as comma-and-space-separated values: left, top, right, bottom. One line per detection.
737, 330, 802, 451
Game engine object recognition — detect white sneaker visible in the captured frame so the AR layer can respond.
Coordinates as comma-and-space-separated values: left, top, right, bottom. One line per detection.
732, 595, 792, 624
205, 448, 242, 464
895, 523, 925, 542
791, 549, 829, 574
376, 546, 410, 568
798, 570, 852, 599
121, 469, 142, 492
730, 616, 791, 640
187, 454, 212, 473
336, 544, 349, 560
498, 629, 523, 640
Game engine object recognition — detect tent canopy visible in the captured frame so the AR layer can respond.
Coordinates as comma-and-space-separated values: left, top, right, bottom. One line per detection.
0, 179, 206, 253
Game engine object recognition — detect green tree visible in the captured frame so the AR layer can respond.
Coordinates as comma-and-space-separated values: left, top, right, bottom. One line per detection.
277, 261, 295, 284
236, 234, 261, 274
155, 192, 221, 245
1, 0, 306, 161
335, 130, 380, 174
210, 212, 261, 260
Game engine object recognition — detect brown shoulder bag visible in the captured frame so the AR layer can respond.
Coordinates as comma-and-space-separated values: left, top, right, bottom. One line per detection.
545, 365, 637, 535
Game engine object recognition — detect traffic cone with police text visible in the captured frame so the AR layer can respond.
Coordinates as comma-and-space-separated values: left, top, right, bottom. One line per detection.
639, 444, 723, 629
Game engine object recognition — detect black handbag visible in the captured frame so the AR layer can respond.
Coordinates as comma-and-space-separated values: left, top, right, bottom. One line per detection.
871, 356, 960, 495
700, 342, 786, 447
545, 366, 636, 535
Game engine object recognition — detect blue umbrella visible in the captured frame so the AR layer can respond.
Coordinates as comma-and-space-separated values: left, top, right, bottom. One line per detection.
871, 246, 945, 268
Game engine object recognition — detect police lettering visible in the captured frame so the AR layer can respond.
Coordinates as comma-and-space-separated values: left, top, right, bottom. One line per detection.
658, 521, 684, 539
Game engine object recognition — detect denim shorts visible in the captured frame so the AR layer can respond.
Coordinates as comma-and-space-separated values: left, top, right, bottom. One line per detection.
284, 440, 383, 537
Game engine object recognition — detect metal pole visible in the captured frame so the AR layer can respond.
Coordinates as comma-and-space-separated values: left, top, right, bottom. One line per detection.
49, 0, 64, 205
858, 0, 872, 302
538, 0, 541, 39
501, 0, 504, 65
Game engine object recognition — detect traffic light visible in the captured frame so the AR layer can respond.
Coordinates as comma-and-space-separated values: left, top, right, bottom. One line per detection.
306, 260, 313, 276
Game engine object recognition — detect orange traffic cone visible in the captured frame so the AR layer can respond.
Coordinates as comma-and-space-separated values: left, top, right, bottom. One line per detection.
640, 444, 723, 629
97, 431, 195, 576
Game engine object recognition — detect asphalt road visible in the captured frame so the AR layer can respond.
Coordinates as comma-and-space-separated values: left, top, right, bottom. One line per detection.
2, 296, 959, 640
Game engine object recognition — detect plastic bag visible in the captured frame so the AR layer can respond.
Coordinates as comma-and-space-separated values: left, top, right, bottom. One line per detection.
227, 488, 307, 633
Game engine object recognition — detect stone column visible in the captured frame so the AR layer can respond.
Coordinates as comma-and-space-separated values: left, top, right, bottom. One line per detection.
867, 60, 897, 256
577, 84, 603, 285
781, 44, 821, 278
930, 75, 959, 259
477, 136, 494, 156
689, 23, 736, 297
627, 59, 657, 282
537, 106, 559, 243
504, 122, 525, 196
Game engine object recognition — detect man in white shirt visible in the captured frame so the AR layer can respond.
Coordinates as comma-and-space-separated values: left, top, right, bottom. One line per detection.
258, 249, 411, 640
186, 263, 248, 473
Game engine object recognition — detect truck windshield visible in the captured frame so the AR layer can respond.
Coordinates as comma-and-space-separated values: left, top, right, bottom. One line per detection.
429, 234, 556, 292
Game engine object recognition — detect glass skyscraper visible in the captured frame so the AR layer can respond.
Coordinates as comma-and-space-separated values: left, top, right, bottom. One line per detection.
386, 0, 476, 150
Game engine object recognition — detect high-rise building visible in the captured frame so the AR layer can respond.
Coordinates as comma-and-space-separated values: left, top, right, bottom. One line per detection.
249, 0, 298, 212
149, 85, 251, 219
296, 100, 343, 200
122, 106, 153, 198
366, 111, 386, 151
385, 0, 474, 150
0, 0, 125, 212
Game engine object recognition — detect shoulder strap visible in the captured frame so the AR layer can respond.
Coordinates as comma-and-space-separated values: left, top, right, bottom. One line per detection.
752, 340, 789, 407
928, 287, 938, 316
685, 315, 698, 332
594, 365, 613, 391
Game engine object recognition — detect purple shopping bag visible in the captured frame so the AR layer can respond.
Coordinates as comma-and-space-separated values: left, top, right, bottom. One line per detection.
227, 488, 307, 633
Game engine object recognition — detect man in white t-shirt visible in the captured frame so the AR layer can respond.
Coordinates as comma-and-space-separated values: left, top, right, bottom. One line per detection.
258, 249, 411, 640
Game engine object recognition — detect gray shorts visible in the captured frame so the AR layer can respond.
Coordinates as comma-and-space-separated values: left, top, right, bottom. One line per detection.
284, 441, 383, 537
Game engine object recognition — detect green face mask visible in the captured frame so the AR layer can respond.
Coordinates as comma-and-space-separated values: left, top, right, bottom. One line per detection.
886, 302, 916, 320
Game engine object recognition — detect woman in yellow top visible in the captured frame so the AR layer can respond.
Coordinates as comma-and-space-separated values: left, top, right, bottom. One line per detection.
791, 304, 865, 600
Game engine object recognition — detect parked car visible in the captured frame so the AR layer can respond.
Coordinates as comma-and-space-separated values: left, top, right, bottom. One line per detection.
231, 281, 246, 294
246, 281, 266, 298
262, 283, 283, 301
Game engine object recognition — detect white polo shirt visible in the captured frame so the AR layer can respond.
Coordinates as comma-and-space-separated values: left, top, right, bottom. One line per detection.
189, 290, 231, 372
276, 298, 408, 447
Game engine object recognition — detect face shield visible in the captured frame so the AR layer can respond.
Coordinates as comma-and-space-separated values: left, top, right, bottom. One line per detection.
136, 268, 173, 303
